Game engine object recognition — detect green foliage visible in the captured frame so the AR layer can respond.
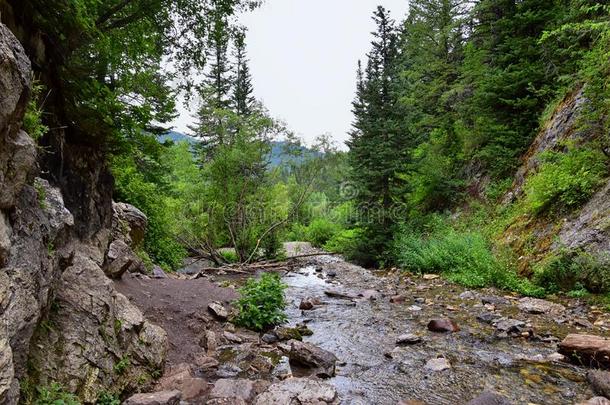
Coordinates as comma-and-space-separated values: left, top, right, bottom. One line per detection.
96, 393, 120, 405
392, 220, 544, 297
323, 228, 370, 264
113, 356, 130, 375
234, 273, 287, 331
524, 146, 607, 215
220, 250, 239, 264
33, 383, 79, 405
305, 218, 340, 248
23, 82, 49, 141
534, 250, 610, 294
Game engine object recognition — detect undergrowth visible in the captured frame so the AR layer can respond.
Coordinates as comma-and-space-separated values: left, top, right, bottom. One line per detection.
233, 273, 287, 331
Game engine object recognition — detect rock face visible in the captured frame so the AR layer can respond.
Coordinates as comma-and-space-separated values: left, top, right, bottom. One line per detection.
0, 23, 167, 404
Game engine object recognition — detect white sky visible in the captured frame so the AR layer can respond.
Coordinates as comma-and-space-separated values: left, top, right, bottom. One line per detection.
171, 0, 410, 148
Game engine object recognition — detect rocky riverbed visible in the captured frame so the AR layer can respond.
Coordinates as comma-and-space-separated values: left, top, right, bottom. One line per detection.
120, 242, 610, 404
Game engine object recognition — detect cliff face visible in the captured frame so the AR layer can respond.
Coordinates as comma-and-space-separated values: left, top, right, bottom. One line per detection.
0, 23, 167, 404
500, 87, 610, 273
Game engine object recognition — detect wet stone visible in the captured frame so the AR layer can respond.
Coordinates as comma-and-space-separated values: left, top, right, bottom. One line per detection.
424, 357, 451, 372
466, 391, 512, 405
518, 297, 565, 315
261, 333, 279, 344
588, 370, 610, 398
477, 312, 501, 324
427, 319, 460, 333
396, 333, 422, 345
459, 291, 476, 300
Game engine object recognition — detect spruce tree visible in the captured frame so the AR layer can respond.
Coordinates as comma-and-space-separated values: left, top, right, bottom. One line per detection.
347, 6, 405, 264
233, 28, 256, 116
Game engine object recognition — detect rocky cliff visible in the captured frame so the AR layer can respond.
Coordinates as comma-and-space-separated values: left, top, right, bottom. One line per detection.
0, 23, 167, 404
500, 87, 610, 273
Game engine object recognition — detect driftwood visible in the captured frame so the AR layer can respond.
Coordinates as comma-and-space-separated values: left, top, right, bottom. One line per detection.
559, 334, 610, 369
192, 251, 339, 277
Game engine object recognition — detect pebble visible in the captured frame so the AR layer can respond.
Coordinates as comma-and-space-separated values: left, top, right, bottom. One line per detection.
424, 357, 451, 372
396, 333, 422, 345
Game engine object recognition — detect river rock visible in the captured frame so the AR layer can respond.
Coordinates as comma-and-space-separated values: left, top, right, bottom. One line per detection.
390, 294, 406, 303
427, 319, 460, 333
459, 291, 476, 300
124, 390, 182, 405
477, 312, 501, 324
324, 289, 357, 299
299, 297, 321, 310
360, 289, 381, 301
396, 334, 422, 345
193, 353, 219, 370
481, 296, 509, 306
262, 333, 279, 344
208, 302, 229, 320
494, 318, 526, 336
284, 339, 338, 378
272, 356, 293, 380
423, 274, 439, 280
223, 331, 243, 343
424, 357, 451, 372
209, 379, 255, 402
255, 378, 338, 405
588, 370, 610, 398
466, 391, 512, 405
559, 334, 610, 368
518, 297, 565, 315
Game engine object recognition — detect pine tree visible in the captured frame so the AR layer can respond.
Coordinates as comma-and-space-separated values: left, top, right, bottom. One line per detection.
347, 6, 406, 264
191, 10, 234, 159
232, 28, 256, 116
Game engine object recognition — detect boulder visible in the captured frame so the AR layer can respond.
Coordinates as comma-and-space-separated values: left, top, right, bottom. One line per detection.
104, 239, 135, 279
156, 364, 207, 401
255, 378, 338, 405
494, 319, 526, 336
209, 379, 255, 402
208, 302, 229, 320
588, 370, 610, 398
113, 202, 148, 247
427, 319, 460, 333
517, 297, 565, 315
559, 334, 610, 369
28, 253, 168, 401
284, 339, 338, 378
124, 390, 182, 405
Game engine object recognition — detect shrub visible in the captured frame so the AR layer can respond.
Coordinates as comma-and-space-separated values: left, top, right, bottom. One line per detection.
233, 273, 287, 331
23, 81, 49, 141
323, 228, 369, 263
534, 250, 610, 294
392, 225, 544, 296
524, 146, 607, 216
97, 393, 120, 405
33, 383, 79, 405
305, 218, 340, 247
220, 249, 239, 264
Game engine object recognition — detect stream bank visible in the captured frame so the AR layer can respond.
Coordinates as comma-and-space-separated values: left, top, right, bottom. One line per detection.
118, 242, 610, 404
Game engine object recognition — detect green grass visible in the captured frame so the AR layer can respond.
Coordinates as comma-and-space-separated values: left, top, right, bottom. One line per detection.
392, 224, 544, 297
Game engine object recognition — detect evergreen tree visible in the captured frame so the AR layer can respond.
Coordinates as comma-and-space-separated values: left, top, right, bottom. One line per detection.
233, 28, 256, 116
347, 6, 406, 264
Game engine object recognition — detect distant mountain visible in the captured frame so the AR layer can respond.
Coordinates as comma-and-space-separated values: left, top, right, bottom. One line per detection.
158, 131, 197, 144
158, 131, 319, 167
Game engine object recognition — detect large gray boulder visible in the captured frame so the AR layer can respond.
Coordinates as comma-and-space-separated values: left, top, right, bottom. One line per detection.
113, 202, 148, 247
284, 340, 338, 378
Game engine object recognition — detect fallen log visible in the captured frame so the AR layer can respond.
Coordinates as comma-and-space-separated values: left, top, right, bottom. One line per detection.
559, 334, 610, 369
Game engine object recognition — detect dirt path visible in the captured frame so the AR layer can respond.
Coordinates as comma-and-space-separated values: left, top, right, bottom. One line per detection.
117, 243, 610, 404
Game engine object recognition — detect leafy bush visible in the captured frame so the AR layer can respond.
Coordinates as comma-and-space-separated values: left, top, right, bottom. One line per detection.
305, 218, 340, 247
33, 383, 79, 405
97, 393, 120, 405
534, 250, 610, 294
233, 273, 287, 331
323, 228, 370, 263
220, 249, 239, 264
524, 146, 607, 215
392, 224, 543, 296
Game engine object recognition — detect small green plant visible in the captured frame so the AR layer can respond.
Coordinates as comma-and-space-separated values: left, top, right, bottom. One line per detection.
33, 383, 80, 405
220, 249, 239, 264
233, 273, 287, 331
96, 392, 120, 405
34, 181, 47, 210
23, 81, 49, 141
113, 355, 130, 375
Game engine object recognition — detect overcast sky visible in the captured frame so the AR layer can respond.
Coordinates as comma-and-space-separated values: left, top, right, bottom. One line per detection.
172, 0, 410, 148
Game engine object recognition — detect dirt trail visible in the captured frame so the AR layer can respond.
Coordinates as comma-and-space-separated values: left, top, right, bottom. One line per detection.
116, 243, 610, 404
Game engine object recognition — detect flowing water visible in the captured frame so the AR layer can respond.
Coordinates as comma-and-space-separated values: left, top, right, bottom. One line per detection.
281, 245, 598, 405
